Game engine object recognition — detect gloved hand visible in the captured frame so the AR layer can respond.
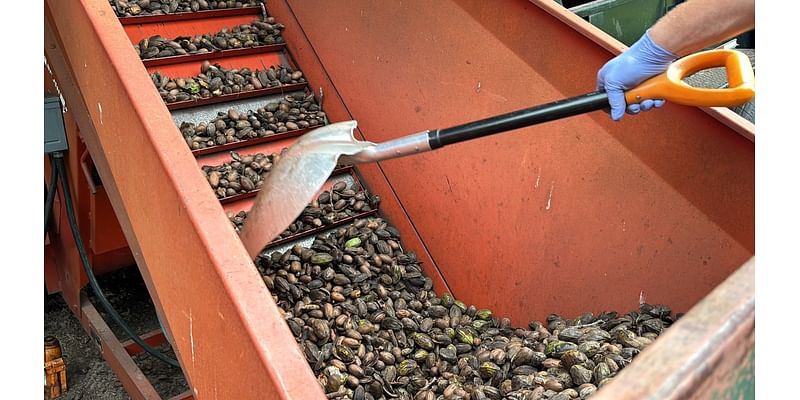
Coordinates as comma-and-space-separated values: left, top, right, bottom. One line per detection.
596, 30, 678, 121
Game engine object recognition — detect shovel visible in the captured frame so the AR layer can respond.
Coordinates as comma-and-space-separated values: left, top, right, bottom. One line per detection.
240, 49, 754, 258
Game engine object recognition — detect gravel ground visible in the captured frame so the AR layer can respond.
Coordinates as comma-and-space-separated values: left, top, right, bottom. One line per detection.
44, 266, 189, 399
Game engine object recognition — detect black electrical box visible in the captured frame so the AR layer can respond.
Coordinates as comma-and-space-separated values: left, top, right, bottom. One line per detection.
45, 96, 68, 153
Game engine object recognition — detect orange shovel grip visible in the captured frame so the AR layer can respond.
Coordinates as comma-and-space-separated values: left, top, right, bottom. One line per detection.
625, 49, 755, 108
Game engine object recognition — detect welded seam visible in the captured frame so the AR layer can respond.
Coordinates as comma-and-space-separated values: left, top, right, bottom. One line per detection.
281, 0, 455, 298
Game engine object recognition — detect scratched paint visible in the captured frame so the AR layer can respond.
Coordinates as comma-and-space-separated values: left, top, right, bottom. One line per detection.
189, 309, 195, 365
545, 181, 555, 210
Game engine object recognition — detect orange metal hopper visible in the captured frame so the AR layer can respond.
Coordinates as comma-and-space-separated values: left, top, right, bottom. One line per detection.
44, 0, 754, 398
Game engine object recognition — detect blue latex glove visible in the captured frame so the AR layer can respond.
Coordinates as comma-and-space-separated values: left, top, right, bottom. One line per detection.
596, 30, 678, 121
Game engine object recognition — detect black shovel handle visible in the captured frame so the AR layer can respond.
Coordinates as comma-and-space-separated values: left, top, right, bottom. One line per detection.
427, 91, 609, 149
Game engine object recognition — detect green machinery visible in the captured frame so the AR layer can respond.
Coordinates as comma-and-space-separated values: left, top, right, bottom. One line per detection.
558, 0, 684, 46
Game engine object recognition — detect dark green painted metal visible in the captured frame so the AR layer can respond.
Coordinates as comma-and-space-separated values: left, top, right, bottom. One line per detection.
570, 0, 681, 46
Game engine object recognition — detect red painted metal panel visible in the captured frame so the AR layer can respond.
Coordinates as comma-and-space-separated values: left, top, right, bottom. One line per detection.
44, 243, 62, 295
142, 45, 287, 68
44, 153, 64, 295
90, 185, 132, 256
145, 51, 288, 76
280, 0, 754, 325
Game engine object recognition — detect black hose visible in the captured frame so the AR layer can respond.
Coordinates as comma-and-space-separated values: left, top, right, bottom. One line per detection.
51, 155, 181, 368
45, 154, 59, 235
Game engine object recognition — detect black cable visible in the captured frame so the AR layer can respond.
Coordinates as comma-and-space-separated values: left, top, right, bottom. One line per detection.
45, 154, 59, 235
51, 154, 181, 368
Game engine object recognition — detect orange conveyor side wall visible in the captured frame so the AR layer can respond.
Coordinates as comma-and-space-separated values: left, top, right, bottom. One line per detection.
277, 0, 753, 322
45, 0, 754, 399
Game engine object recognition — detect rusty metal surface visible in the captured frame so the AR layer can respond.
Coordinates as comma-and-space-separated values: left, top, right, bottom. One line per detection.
90, 185, 132, 257
45, 0, 325, 398
590, 257, 755, 399
281, 0, 754, 325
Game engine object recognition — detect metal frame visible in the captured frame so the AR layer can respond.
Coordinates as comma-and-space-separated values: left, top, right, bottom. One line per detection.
45, 0, 325, 398
141, 44, 287, 68
81, 294, 196, 400
79, 294, 164, 400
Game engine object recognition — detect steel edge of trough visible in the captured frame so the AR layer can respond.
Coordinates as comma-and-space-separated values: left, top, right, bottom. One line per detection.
589, 257, 755, 400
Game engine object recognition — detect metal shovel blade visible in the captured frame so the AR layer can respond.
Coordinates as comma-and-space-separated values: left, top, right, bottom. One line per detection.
239, 120, 375, 258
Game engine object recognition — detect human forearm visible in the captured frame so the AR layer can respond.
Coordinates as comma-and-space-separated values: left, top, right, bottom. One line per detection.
649, 0, 755, 56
